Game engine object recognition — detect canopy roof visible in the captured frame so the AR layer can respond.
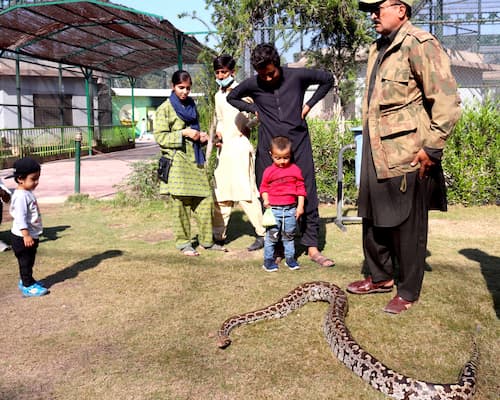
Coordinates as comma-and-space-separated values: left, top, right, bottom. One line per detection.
0, 0, 207, 77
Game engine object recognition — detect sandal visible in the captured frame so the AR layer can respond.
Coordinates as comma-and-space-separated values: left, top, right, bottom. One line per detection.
203, 243, 228, 252
181, 245, 200, 256
310, 252, 335, 267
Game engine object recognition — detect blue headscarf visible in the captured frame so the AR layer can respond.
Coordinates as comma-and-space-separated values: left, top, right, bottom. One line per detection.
169, 92, 205, 165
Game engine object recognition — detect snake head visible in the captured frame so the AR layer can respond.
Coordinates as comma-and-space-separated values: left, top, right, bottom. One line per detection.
216, 335, 232, 349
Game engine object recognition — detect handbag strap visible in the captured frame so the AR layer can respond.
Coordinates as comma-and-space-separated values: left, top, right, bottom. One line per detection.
162, 149, 177, 160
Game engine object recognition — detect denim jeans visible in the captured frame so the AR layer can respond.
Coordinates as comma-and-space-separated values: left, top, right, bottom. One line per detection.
264, 205, 297, 263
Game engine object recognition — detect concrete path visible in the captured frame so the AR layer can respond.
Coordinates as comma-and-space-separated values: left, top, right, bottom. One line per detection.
0, 140, 160, 204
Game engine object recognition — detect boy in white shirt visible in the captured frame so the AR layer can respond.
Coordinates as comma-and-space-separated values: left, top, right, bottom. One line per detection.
7, 157, 48, 297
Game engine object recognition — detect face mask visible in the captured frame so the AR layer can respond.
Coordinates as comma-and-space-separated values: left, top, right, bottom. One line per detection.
216, 76, 234, 88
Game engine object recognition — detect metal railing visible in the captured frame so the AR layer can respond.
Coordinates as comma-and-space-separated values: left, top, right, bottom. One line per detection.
0, 124, 134, 167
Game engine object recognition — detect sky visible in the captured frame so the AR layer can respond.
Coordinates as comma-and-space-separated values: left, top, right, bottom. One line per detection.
115, 1, 218, 48
114, 0, 301, 62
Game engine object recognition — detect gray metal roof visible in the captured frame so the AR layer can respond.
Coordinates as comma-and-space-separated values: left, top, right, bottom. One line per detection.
0, 0, 207, 77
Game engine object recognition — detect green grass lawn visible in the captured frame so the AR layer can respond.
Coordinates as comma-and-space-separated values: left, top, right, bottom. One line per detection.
0, 202, 498, 400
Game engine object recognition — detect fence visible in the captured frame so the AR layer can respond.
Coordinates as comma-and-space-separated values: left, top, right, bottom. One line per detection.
412, 0, 500, 104
0, 124, 134, 168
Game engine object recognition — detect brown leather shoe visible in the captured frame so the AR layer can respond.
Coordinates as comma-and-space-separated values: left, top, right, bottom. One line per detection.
346, 276, 393, 295
383, 295, 415, 314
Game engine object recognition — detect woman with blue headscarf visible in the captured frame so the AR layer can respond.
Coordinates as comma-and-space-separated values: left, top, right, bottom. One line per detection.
154, 70, 226, 256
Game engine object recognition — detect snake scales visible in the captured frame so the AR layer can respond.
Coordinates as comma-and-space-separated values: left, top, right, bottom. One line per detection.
216, 281, 478, 400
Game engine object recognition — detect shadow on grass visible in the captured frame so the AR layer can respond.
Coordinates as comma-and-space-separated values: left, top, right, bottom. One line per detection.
225, 210, 258, 244
459, 248, 500, 319
42, 249, 123, 288
295, 216, 333, 258
0, 224, 71, 246
40, 225, 71, 243
223, 210, 335, 258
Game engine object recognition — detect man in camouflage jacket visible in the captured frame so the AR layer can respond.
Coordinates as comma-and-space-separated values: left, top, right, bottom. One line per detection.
347, 0, 461, 314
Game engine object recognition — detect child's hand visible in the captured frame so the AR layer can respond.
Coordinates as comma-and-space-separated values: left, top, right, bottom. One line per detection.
261, 192, 269, 209
23, 235, 35, 247
295, 206, 304, 220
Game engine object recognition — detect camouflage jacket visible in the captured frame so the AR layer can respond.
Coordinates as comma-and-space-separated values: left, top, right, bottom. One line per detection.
362, 21, 461, 179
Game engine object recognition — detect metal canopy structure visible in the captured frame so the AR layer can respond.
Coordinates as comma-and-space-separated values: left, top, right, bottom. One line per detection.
0, 0, 207, 77
0, 0, 210, 192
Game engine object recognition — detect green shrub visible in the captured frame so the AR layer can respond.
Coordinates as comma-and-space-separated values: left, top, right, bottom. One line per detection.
118, 100, 498, 207
311, 99, 500, 207
443, 98, 500, 205
309, 119, 359, 204
115, 157, 161, 202
100, 126, 133, 148
66, 193, 93, 204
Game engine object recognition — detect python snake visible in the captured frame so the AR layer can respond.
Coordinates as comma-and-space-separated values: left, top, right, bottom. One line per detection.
216, 281, 478, 400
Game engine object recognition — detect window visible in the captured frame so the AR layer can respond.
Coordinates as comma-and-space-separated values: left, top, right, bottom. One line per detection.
33, 94, 73, 127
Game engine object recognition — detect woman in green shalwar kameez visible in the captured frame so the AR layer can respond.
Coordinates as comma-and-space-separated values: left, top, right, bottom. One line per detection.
154, 70, 226, 256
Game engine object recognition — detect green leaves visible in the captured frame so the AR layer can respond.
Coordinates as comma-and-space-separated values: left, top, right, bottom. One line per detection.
206, 0, 372, 117
443, 97, 500, 205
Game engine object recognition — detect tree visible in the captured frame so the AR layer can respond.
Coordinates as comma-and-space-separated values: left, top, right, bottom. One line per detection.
206, 0, 372, 118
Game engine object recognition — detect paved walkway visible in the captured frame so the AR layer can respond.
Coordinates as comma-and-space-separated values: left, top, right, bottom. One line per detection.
0, 141, 160, 204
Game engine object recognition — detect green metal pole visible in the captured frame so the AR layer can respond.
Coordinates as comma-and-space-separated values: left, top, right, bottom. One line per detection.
58, 63, 64, 146
81, 67, 93, 156
77, 67, 94, 194
174, 32, 185, 70
15, 52, 23, 155
128, 76, 136, 142
74, 132, 82, 193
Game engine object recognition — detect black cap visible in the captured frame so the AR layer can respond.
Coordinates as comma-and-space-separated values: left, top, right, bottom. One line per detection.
6, 157, 41, 179
359, 0, 413, 12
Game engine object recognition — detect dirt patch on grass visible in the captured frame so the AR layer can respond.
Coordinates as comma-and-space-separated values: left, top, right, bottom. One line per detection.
137, 230, 174, 243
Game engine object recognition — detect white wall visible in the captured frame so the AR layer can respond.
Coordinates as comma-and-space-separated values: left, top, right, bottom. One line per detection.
0, 76, 96, 129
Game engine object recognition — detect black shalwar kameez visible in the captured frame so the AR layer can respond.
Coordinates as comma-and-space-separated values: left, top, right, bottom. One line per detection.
227, 67, 334, 247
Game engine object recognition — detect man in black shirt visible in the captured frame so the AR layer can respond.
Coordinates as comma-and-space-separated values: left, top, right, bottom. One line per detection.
227, 44, 335, 267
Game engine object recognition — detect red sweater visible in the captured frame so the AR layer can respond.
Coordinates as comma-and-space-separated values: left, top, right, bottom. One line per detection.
259, 163, 307, 205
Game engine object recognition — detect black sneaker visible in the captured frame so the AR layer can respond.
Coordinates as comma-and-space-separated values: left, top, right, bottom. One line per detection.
247, 236, 265, 251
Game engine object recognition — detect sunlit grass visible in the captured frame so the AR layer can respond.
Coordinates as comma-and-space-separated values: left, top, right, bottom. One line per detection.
0, 203, 498, 399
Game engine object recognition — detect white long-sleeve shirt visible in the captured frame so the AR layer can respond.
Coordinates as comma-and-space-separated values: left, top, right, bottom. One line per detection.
10, 189, 43, 238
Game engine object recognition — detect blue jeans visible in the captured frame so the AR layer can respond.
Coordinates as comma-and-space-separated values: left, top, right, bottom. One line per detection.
264, 205, 297, 263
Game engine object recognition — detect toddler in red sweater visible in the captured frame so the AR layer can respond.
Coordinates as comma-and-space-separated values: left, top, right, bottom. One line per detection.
260, 136, 306, 272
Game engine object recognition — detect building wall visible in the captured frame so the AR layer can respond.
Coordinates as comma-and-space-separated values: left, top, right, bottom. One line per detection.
0, 75, 97, 129
110, 90, 203, 135
112, 96, 164, 127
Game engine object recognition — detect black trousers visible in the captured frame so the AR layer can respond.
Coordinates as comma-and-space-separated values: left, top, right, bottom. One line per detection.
11, 233, 39, 287
362, 176, 429, 302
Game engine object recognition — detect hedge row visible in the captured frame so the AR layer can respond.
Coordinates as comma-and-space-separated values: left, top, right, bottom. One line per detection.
124, 100, 499, 207
309, 99, 499, 206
